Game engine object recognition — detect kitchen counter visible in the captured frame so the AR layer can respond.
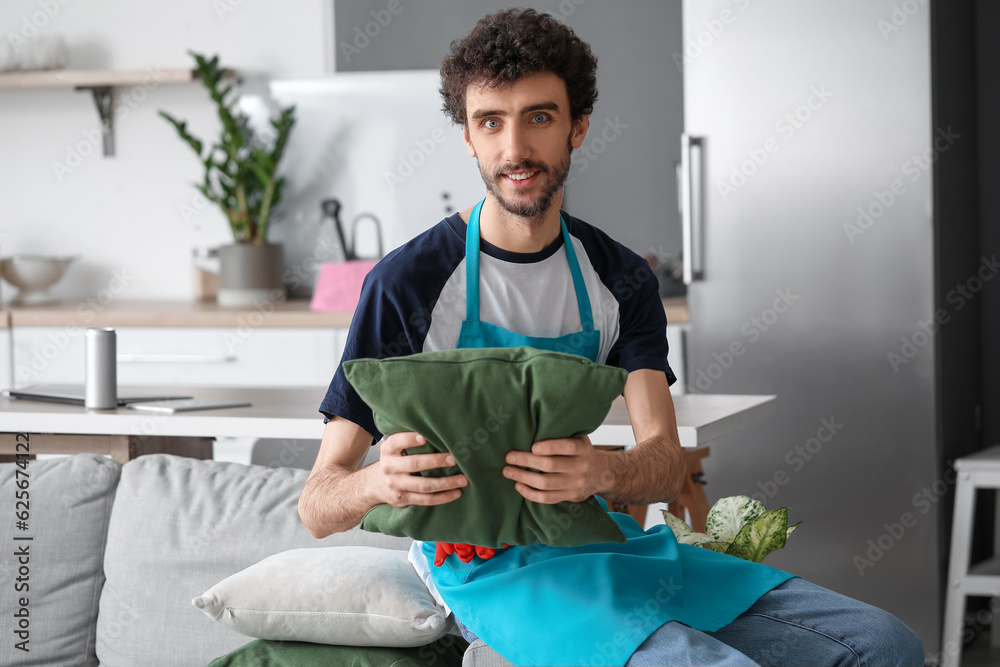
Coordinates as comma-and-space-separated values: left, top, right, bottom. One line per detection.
0, 297, 690, 328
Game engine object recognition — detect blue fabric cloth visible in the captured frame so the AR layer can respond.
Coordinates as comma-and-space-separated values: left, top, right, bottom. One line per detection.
626, 577, 925, 667
426, 503, 797, 666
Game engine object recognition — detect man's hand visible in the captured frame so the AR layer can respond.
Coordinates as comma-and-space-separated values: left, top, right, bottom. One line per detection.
501, 435, 610, 504
371, 432, 468, 508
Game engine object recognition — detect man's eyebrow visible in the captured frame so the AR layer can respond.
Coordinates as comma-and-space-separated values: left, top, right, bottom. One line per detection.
469, 101, 562, 121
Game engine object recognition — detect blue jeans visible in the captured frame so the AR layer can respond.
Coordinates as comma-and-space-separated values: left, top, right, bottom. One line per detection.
626, 577, 925, 666
457, 577, 925, 666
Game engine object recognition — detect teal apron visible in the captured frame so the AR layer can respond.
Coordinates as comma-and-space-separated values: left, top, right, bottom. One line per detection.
425, 199, 797, 666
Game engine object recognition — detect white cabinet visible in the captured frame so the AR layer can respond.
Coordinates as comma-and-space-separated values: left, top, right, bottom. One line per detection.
0, 328, 10, 388
11, 325, 346, 469
11, 326, 346, 388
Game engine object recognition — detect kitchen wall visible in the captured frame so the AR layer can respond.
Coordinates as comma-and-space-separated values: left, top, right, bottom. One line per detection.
0, 0, 329, 301
335, 0, 685, 262
1, 1, 684, 304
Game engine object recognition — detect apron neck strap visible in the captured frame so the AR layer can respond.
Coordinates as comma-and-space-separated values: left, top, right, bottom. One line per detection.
465, 199, 595, 332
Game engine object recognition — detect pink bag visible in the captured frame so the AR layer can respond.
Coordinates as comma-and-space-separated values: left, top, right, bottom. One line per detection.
310, 261, 378, 312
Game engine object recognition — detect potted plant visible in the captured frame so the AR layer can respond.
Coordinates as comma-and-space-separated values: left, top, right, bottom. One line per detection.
160, 51, 296, 306
662, 495, 800, 563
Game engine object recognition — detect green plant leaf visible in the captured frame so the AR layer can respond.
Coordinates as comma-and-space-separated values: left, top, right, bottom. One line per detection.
725, 508, 789, 563
787, 521, 801, 538
705, 495, 765, 542
677, 532, 730, 552
660, 510, 694, 537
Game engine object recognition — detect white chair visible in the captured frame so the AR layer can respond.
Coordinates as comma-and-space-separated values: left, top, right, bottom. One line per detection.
942, 445, 1000, 667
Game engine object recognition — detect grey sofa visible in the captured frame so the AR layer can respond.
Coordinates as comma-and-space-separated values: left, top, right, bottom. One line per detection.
0, 453, 512, 667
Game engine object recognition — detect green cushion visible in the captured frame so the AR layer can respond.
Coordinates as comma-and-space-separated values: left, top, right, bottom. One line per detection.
208, 635, 469, 667
343, 346, 628, 548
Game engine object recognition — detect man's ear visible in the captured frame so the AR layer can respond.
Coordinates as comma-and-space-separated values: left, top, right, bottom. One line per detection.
462, 125, 477, 158
570, 115, 590, 150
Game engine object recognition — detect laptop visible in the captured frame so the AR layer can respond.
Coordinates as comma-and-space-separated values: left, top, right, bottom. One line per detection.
2, 384, 193, 407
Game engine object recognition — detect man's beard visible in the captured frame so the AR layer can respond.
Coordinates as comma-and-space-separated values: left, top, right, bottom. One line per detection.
478, 137, 573, 221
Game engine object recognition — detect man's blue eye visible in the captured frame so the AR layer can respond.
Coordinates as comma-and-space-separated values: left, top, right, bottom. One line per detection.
532, 114, 547, 123
485, 119, 499, 129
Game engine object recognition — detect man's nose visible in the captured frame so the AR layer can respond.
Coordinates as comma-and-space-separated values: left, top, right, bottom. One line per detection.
502, 123, 529, 163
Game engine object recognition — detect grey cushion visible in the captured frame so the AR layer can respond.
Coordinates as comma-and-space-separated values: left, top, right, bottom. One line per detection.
96, 454, 412, 667
463, 640, 515, 667
0, 453, 121, 667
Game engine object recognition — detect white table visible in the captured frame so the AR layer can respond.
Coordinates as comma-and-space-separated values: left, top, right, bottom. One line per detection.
0, 387, 775, 530
0, 386, 775, 449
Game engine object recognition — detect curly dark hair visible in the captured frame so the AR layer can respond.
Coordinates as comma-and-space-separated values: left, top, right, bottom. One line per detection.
439, 8, 598, 127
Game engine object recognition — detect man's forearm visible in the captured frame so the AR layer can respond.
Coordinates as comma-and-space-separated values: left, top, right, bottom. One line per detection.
595, 435, 685, 506
299, 464, 378, 538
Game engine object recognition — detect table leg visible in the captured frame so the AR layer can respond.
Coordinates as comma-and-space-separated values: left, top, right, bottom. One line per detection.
668, 446, 711, 533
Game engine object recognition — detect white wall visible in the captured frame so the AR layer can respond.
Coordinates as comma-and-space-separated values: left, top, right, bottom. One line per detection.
0, 0, 328, 300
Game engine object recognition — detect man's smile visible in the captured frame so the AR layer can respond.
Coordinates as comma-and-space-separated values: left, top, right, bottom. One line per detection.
501, 169, 542, 187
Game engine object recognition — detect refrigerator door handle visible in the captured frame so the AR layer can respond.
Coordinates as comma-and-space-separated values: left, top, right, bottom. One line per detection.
680, 134, 705, 283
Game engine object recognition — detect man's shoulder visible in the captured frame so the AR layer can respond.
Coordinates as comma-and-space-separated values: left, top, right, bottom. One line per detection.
365, 215, 466, 291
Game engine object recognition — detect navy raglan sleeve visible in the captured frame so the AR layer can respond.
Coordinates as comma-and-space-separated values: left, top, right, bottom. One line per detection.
606, 264, 677, 385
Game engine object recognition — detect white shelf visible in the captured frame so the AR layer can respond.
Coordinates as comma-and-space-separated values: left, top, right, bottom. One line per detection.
0, 68, 195, 89
0, 68, 220, 156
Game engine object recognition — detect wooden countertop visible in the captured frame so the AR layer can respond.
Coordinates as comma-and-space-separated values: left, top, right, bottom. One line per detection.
1, 299, 353, 328
0, 297, 688, 328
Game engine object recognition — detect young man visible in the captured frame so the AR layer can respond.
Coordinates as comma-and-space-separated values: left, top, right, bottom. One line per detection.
300, 9, 924, 666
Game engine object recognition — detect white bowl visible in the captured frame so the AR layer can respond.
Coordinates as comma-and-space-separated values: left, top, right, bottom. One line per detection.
1, 255, 76, 305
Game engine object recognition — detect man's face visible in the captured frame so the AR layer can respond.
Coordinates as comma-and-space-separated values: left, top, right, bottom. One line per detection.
463, 71, 589, 220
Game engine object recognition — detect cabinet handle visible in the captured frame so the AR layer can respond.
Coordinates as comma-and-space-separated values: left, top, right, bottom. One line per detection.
680, 134, 705, 284
117, 353, 237, 364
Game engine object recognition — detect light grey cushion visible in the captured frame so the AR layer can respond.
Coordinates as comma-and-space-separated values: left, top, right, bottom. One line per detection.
463, 640, 515, 667
193, 546, 451, 646
0, 453, 121, 667
96, 454, 412, 667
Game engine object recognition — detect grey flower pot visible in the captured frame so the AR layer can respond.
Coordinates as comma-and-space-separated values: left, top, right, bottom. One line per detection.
217, 243, 285, 307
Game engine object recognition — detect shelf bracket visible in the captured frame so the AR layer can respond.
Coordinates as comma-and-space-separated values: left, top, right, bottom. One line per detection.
75, 85, 115, 157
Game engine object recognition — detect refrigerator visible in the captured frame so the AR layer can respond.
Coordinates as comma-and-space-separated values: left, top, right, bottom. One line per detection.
679, 0, 979, 654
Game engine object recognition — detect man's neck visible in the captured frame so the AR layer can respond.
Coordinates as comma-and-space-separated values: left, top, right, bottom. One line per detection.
468, 193, 564, 254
